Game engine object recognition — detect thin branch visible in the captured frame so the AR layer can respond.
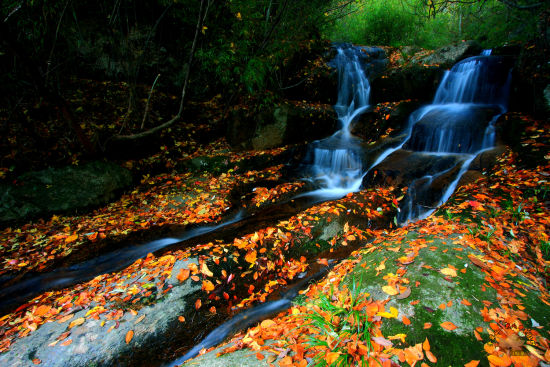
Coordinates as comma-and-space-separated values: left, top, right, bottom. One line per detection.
498, 0, 546, 9
108, 0, 207, 143
141, 73, 161, 129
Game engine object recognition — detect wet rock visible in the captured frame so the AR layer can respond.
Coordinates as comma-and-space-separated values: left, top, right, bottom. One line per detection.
227, 102, 336, 151
351, 100, 423, 142
0, 161, 132, 226
0, 258, 201, 367
415, 41, 482, 68
363, 150, 462, 188
468, 146, 506, 172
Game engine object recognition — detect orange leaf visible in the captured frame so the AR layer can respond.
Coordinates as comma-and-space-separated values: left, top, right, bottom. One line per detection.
65, 234, 78, 243
177, 269, 190, 282
317, 258, 329, 266
34, 305, 51, 317
209, 306, 216, 314
325, 352, 341, 365
178, 316, 186, 322
195, 299, 202, 310
60, 339, 72, 346
464, 360, 480, 367
474, 329, 482, 341
125, 330, 134, 344
440, 321, 458, 331
423, 338, 430, 351
423, 322, 432, 329
244, 250, 257, 265
202, 280, 215, 292
402, 316, 411, 325
426, 350, 437, 363
487, 353, 512, 366
279, 356, 293, 367
461, 299, 472, 306
439, 303, 446, 310
32, 359, 41, 365
256, 353, 265, 361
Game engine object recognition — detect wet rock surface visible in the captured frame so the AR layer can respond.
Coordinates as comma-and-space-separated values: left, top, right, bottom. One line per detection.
0, 161, 132, 226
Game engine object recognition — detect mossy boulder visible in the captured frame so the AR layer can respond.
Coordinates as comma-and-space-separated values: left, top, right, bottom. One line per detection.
0, 161, 132, 225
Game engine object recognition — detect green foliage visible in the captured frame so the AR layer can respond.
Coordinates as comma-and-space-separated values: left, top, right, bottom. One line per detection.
298, 280, 373, 366
326, 0, 545, 49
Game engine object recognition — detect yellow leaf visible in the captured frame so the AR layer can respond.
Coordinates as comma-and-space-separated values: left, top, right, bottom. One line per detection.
201, 263, 214, 277
382, 285, 398, 295
68, 317, 85, 329
441, 267, 457, 277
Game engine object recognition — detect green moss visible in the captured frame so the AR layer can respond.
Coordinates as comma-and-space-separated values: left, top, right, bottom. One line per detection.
343, 231, 502, 365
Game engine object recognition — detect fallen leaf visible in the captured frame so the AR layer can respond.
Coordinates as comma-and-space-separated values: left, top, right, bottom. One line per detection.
65, 234, 78, 243
60, 339, 72, 346
201, 263, 214, 277
423, 338, 430, 351
402, 316, 411, 325
32, 359, 41, 365
195, 299, 202, 310
396, 287, 411, 299
177, 269, 190, 282
464, 360, 480, 367
125, 330, 134, 344
256, 353, 264, 360
244, 250, 257, 265
317, 258, 329, 266
34, 305, 51, 317
487, 353, 512, 366
440, 321, 458, 331
441, 267, 457, 277
423, 322, 432, 329
372, 336, 392, 347
426, 350, 437, 363
382, 285, 399, 296
68, 317, 85, 329
325, 352, 341, 365
178, 316, 186, 322
461, 299, 472, 306
202, 280, 215, 292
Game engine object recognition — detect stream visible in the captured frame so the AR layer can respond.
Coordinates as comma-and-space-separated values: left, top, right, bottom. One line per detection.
0, 44, 514, 366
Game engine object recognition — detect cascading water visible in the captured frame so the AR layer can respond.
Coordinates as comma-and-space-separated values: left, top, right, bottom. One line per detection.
303, 45, 384, 198
379, 52, 513, 224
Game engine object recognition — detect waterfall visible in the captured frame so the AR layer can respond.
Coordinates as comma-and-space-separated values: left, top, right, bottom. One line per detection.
302, 45, 383, 199
390, 53, 512, 224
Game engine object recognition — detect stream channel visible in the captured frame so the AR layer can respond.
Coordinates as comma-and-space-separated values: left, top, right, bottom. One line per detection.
0, 44, 514, 366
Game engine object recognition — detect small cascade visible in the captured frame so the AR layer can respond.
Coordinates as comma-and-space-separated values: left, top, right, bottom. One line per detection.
389, 52, 512, 224
303, 45, 384, 198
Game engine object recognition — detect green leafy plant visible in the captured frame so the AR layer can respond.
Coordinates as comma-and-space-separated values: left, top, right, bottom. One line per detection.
299, 279, 373, 366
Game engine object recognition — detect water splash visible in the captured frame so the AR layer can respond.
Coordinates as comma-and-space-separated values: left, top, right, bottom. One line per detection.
302, 45, 383, 199
390, 53, 512, 224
